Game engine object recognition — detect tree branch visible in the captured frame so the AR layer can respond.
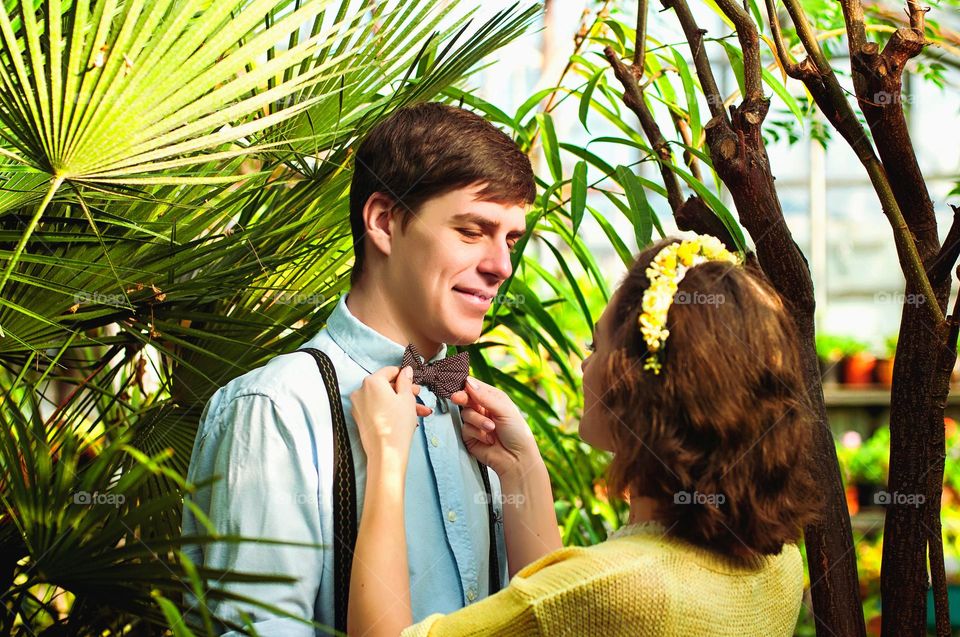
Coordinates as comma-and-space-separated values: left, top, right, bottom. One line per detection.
764, 0, 804, 78
660, 0, 727, 120
668, 109, 703, 182
712, 0, 763, 101
634, 0, 648, 69
838, 0, 869, 73
604, 46, 684, 212
927, 205, 960, 289
928, 280, 960, 636
603, 47, 737, 249
775, 0, 945, 326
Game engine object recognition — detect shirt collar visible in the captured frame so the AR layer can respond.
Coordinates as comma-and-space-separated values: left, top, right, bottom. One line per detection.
323, 293, 448, 374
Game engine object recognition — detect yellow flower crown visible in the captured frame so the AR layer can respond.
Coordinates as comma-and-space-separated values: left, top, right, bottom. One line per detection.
639, 235, 743, 374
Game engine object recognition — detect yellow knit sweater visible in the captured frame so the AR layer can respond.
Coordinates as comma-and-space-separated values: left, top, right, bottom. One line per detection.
400, 521, 803, 636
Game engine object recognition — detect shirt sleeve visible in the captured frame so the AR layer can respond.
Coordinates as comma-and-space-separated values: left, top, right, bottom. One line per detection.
183, 392, 323, 636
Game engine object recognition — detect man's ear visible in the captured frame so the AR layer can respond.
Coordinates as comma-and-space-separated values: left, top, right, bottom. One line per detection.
362, 192, 398, 259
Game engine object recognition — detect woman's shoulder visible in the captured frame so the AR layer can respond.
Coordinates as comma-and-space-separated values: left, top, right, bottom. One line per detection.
508, 524, 804, 636
518, 521, 798, 568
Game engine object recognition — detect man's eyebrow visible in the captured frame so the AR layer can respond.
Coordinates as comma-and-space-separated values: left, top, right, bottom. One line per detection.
450, 212, 526, 238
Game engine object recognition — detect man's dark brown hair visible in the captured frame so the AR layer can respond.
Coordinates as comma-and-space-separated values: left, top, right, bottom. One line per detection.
348, 102, 535, 284
602, 238, 821, 561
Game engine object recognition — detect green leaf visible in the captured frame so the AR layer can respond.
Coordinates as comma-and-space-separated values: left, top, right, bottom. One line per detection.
578, 68, 604, 132
515, 86, 559, 123
560, 142, 616, 179
671, 47, 701, 152
615, 165, 653, 248
571, 160, 587, 235
588, 203, 634, 267
537, 112, 563, 182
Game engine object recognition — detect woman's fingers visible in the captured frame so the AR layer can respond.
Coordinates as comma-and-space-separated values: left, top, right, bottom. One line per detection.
464, 377, 519, 420
461, 407, 495, 432
415, 404, 433, 418
451, 388, 489, 418
395, 365, 413, 394
462, 421, 494, 446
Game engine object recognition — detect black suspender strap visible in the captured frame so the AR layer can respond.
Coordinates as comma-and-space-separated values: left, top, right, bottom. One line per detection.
476, 458, 503, 595
298, 348, 356, 634
299, 347, 502, 627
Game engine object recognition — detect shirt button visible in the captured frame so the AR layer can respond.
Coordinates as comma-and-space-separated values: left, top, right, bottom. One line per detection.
466, 586, 478, 602
447, 510, 457, 523
430, 435, 440, 447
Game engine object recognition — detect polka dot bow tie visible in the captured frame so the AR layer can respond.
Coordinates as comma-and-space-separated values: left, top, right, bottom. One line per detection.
401, 344, 470, 403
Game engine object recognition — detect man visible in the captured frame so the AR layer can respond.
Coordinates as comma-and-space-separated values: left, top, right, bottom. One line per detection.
182, 102, 535, 634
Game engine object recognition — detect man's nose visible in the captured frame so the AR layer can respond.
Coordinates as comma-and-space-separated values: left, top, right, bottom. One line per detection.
479, 240, 513, 281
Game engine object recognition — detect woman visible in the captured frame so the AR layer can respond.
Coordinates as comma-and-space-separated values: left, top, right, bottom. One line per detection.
347, 235, 821, 636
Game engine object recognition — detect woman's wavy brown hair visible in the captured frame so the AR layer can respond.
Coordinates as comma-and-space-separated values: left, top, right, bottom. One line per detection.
603, 237, 821, 561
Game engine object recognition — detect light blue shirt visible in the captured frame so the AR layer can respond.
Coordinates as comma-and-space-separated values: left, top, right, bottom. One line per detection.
182, 295, 507, 635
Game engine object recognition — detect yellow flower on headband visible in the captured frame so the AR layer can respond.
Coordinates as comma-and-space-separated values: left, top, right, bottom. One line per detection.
638, 235, 742, 374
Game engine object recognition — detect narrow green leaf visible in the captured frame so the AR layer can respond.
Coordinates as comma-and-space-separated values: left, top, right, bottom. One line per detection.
587, 203, 633, 267
671, 47, 701, 152
615, 165, 652, 248
570, 160, 587, 236
537, 112, 563, 182
578, 68, 603, 132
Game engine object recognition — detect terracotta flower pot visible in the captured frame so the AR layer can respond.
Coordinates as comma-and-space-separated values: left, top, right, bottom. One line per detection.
845, 484, 860, 516
874, 357, 894, 387
843, 353, 877, 386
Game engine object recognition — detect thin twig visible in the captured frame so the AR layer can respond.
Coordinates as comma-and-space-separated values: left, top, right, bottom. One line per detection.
634, 0, 648, 69
669, 110, 703, 181
764, 0, 804, 78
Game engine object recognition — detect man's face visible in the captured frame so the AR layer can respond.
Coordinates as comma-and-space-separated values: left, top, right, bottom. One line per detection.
384, 183, 527, 348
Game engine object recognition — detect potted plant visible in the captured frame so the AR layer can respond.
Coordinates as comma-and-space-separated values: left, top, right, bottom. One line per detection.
874, 335, 897, 388
841, 337, 876, 386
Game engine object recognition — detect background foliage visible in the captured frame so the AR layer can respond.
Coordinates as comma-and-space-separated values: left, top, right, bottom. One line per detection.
2, 0, 959, 633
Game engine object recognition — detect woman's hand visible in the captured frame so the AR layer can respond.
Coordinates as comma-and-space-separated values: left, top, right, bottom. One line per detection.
349, 365, 428, 636
450, 377, 540, 479
350, 366, 432, 470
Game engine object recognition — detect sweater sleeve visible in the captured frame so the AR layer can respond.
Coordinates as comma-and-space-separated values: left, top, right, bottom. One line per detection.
398, 549, 573, 637
399, 586, 541, 637
399, 545, 654, 637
